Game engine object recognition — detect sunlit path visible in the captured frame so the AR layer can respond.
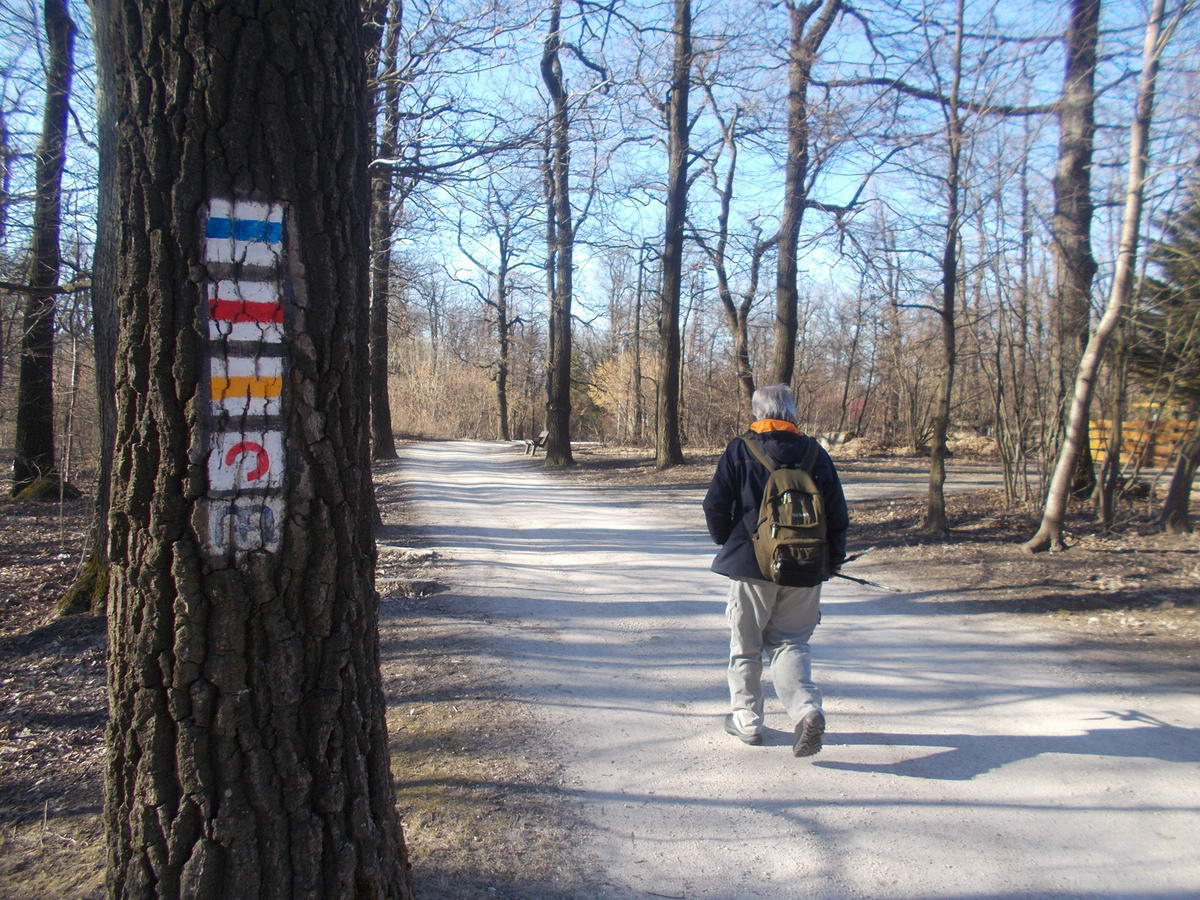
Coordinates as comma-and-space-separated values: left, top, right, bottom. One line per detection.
398, 440, 1200, 900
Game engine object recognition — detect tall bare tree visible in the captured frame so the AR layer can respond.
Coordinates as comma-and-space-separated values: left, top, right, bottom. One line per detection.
455, 177, 540, 441
58, 0, 119, 614
922, 0, 965, 535
11, 0, 74, 496
369, 0, 402, 460
656, 0, 693, 468
690, 62, 779, 427
1051, 0, 1101, 499
541, 0, 576, 466
1022, 0, 1187, 553
771, 0, 841, 386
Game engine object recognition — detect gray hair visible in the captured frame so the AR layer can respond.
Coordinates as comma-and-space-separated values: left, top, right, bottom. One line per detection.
751, 383, 797, 422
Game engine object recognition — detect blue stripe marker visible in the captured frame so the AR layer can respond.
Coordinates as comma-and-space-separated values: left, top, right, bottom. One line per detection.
206, 217, 283, 244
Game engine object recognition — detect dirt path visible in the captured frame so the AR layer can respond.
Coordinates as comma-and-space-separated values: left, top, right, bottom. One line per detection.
395, 440, 1200, 900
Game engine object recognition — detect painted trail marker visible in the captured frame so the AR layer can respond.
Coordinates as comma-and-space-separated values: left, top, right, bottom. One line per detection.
209, 496, 285, 554
205, 199, 284, 268
201, 198, 289, 557
207, 429, 285, 492
209, 355, 285, 418
207, 279, 284, 343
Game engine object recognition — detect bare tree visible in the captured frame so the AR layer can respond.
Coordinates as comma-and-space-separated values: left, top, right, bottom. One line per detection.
369, 0, 402, 459
455, 176, 540, 440
1050, 0, 1101, 499
922, 0, 965, 535
11, 0, 74, 496
692, 78, 777, 424
58, 0, 118, 615
656, 0, 693, 468
771, 0, 841, 386
541, 0, 575, 465
1022, 0, 1188, 553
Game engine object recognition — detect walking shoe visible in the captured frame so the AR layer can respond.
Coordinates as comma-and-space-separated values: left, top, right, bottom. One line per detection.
792, 709, 825, 757
724, 714, 763, 746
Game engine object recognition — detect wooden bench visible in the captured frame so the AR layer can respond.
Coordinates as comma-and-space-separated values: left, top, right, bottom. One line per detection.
524, 429, 549, 456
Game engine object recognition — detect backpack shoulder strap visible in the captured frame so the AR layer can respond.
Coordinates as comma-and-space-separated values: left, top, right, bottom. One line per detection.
740, 433, 778, 473
799, 435, 820, 474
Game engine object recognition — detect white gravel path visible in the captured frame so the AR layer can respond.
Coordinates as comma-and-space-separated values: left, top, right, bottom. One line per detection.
397, 440, 1200, 900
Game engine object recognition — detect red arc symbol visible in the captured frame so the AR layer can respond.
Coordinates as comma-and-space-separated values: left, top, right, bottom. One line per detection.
225, 441, 270, 481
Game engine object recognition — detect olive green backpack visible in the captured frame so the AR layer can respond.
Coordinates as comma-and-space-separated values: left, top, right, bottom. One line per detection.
741, 434, 829, 587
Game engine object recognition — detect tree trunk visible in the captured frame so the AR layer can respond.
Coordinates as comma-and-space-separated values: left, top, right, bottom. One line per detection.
11, 0, 74, 496
541, 0, 575, 466
103, 2, 412, 896
923, 0, 964, 536
63, 328, 79, 482
1023, 0, 1171, 555
1051, 0, 1101, 500
0, 103, 11, 246
633, 243, 646, 442
700, 100, 762, 424
1159, 409, 1200, 533
495, 237, 512, 441
1097, 333, 1127, 530
656, 0, 691, 469
770, 0, 840, 386
369, 0, 402, 460
58, 0, 119, 617
835, 296, 862, 435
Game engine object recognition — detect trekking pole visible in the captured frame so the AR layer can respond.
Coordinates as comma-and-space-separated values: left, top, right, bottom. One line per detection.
832, 571, 903, 593
839, 545, 876, 565
831, 548, 903, 592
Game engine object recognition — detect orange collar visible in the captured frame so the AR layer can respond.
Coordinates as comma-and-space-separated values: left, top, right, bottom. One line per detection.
749, 418, 799, 434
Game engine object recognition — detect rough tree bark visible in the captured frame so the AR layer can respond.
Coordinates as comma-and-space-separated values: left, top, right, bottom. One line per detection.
770, 0, 840, 387
541, 0, 575, 466
103, 2, 413, 896
1051, 0, 1101, 500
655, 0, 692, 469
369, 0, 402, 460
1022, 0, 1174, 554
57, 0, 119, 615
11, 0, 74, 496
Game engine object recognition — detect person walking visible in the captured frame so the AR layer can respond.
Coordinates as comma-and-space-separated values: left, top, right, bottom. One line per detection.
703, 384, 849, 756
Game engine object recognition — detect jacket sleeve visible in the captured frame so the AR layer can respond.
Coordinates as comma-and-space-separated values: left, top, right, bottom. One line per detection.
818, 448, 850, 567
702, 444, 738, 545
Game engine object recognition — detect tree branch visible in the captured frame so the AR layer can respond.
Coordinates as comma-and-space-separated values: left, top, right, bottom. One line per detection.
813, 76, 1056, 117
0, 278, 91, 296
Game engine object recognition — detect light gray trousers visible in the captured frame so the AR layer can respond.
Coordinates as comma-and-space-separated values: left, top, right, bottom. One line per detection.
726, 577, 822, 732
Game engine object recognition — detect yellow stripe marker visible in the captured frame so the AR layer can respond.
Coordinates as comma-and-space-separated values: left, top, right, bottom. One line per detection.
211, 376, 283, 400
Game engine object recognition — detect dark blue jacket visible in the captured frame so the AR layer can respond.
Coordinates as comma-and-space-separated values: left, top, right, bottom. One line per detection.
703, 430, 849, 581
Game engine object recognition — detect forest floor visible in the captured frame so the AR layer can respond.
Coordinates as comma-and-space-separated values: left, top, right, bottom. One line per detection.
0, 442, 1196, 898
